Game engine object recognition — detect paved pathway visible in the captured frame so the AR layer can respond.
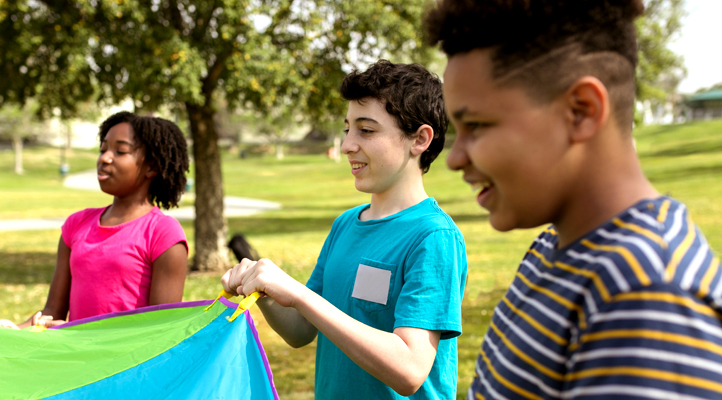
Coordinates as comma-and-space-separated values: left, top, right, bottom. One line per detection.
0, 170, 281, 232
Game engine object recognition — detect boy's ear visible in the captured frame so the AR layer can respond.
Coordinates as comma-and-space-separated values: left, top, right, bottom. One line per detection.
564, 76, 610, 143
410, 124, 434, 156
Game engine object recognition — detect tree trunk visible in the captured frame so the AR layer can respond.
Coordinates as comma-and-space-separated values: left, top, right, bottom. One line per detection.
275, 141, 284, 160
186, 103, 230, 272
13, 134, 23, 174
333, 134, 341, 162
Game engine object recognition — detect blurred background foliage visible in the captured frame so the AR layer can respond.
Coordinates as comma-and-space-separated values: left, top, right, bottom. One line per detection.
0, 0, 689, 269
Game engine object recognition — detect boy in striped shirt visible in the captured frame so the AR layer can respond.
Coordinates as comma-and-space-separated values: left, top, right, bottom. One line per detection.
425, 0, 721, 399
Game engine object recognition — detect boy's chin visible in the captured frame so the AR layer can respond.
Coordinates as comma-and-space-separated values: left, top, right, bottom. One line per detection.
489, 212, 548, 233
489, 218, 517, 232
354, 180, 380, 195
354, 182, 372, 194
488, 212, 523, 233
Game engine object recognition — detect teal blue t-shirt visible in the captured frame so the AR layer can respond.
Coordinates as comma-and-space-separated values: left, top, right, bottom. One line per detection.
306, 198, 468, 399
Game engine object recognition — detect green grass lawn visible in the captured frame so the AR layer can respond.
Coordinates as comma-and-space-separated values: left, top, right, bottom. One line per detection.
1, 118, 721, 399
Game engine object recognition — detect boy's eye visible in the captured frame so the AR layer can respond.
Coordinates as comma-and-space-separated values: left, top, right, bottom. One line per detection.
360, 129, 373, 134
343, 128, 349, 135
464, 121, 494, 133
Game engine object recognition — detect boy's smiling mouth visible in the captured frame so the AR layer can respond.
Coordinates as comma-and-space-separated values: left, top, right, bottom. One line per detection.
350, 161, 368, 175
470, 181, 494, 207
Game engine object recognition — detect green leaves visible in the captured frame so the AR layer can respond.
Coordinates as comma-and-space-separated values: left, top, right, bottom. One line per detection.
0, 1, 95, 118
1, 0, 431, 124
636, 0, 686, 103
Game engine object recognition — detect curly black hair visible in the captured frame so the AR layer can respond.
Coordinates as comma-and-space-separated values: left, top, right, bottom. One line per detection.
340, 60, 448, 173
425, 0, 645, 129
98, 111, 189, 209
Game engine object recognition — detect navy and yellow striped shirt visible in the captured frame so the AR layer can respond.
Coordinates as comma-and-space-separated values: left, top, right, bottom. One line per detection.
469, 197, 721, 400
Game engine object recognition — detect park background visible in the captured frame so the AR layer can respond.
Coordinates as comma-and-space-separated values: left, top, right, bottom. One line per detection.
1, 0, 721, 398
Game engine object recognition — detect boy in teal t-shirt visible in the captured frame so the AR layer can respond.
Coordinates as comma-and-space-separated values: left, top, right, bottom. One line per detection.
222, 60, 467, 399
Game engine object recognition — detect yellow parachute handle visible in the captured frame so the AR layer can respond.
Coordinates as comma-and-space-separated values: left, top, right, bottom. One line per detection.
204, 289, 235, 311
226, 292, 261, 322
205, 289, 261, 322
29, 325, 47, 333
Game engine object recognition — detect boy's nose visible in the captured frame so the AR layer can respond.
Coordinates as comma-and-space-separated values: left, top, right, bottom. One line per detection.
340, 133, 357, 154
446, 137, 468, 171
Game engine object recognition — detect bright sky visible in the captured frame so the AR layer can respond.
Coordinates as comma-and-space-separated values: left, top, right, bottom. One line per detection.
668, 0, 722, 94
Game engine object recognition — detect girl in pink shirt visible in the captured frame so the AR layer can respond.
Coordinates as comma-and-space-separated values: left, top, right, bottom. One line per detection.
14, 111, 190, 328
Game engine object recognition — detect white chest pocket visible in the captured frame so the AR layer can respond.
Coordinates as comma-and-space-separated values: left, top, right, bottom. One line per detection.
351, 258, 397, 313
352, 264, 392, 305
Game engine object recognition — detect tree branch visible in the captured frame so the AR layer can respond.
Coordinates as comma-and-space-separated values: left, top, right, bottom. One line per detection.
191, 0, 220, 45
166, 0, 186, 33
202, 48, 232, 102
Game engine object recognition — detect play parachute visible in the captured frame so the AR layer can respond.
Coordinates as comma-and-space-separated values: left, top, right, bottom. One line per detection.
0, 292, 278, 399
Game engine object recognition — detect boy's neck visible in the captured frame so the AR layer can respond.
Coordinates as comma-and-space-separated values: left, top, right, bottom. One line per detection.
361, 174, 428, 221
553, 134, 659, 249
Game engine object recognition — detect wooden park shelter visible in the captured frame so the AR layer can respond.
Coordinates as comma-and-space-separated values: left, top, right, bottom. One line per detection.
687, 89, 722, 121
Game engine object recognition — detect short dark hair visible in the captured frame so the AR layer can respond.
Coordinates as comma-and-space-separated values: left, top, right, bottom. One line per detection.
98, 111, 190, 209
340, 60, 448, 173
425, 0, 645, 130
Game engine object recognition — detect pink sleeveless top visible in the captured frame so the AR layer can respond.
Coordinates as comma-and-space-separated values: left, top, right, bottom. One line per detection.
61, 206, 188, 321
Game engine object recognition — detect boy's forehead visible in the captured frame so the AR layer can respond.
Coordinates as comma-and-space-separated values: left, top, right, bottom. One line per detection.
444, 49, 495, 90
443, 49, 499, 114
345, 98, 389, 122
443, 48, 544, 118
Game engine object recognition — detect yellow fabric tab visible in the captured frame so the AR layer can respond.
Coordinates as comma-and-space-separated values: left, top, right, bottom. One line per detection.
204, 289, 236, 312
29, 325, 47, 332
227, 292, 261, 322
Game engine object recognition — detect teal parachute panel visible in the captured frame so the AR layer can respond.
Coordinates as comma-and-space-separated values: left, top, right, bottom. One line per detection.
0, 298, 278, 400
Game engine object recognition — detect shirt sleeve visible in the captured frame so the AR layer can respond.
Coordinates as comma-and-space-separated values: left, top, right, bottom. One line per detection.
563, 283, 722, 399
61, 209, 84, 248
306, 228, 334, 296
393, 229, 468, 339
149, 215, 188, 261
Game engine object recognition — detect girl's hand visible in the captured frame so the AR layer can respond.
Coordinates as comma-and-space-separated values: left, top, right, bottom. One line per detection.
31, 312, 66, 328
221, 258, 304, 308
0, 319, 19, 330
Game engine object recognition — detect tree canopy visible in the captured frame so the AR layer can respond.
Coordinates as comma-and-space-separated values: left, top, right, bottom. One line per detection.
0, 0, 432, 270
636, 0, 686, 104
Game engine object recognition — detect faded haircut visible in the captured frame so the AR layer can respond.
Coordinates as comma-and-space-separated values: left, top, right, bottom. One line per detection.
425, 0, 645, 130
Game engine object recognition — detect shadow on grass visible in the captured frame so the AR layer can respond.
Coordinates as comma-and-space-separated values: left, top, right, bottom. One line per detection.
448, 213, 490, 224
635, 124, 684, 138
0, 252, 55, 284
647, 164, 722, 183
643, 140, 722, 157
435, 197, 476, 207
228, 215, 337, 236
